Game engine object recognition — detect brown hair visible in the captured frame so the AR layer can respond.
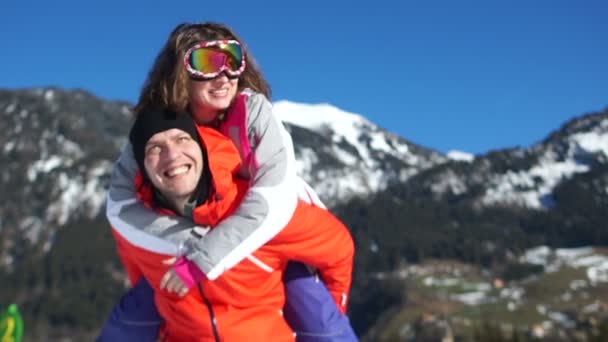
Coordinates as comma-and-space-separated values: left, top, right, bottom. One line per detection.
134, 22, 271, 114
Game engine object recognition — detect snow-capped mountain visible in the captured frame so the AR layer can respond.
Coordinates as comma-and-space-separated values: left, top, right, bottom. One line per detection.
2, 87, 607, 340
0, 88, 132, 267
409, 108, 608, 210
0, 87, 606, 271
0, 88, 446, 268
273, 101, 446, 205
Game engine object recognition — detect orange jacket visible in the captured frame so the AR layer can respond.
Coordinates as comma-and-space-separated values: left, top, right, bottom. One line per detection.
112, 125, 354, 341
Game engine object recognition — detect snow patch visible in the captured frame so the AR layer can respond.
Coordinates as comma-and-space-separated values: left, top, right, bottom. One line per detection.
447, 150, 474, 162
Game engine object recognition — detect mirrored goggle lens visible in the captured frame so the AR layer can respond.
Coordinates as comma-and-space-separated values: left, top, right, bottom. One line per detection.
217, 41, 243, 66
188, 44, 244, 75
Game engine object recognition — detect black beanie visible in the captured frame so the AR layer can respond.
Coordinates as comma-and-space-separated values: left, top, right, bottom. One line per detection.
129, 109, 202, 173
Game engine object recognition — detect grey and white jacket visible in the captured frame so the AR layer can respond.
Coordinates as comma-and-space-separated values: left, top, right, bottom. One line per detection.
106, 91, 324, 280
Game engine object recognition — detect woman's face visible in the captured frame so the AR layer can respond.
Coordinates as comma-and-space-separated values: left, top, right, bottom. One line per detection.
188, 74, 238, 125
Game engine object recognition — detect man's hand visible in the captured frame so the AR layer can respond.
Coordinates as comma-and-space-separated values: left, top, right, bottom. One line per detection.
160, 257, 189, 297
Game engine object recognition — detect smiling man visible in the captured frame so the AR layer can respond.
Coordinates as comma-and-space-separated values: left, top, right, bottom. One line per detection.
128, 110, 212, 219
144, 128, 203, 208
106, 109, 356, 341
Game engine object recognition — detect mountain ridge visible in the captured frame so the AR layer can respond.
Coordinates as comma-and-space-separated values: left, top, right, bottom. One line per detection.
1, 86, 607, 340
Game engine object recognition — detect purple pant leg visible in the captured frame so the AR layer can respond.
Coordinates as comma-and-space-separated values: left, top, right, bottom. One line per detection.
97, 278, 161, 342
283, 261, 358, 341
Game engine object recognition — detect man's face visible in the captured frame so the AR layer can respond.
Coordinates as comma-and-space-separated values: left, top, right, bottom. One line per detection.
143, 128, 203, 204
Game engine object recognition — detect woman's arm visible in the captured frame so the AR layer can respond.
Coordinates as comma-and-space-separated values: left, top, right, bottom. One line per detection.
185, 93, 301, 280
108, 92, 304, 281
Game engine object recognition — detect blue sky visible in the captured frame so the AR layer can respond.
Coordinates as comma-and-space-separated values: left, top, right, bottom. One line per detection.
1, 1, 606, 154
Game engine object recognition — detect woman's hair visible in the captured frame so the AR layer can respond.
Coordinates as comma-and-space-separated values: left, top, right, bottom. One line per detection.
134, 22, 271, 114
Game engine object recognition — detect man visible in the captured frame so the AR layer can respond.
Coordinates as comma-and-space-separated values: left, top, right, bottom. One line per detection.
104, 110, 355, 341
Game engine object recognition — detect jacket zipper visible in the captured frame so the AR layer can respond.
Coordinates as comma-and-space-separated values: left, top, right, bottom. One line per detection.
197, 282, 220, 342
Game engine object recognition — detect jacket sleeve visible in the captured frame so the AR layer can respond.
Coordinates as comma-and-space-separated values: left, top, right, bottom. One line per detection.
273, 201, 355, 313
106, 142, 199, 256
186, 93, 300, 280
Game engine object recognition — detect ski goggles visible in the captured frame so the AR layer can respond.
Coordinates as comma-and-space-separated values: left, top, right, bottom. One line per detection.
184, 40, 246, 79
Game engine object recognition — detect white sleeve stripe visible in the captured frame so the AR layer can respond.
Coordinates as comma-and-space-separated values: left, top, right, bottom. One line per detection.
205, 184, 297, 280
106, 197, 139, 212
107, 194, 179, 255
295, 177, 326, 209
246, 255, 274, 273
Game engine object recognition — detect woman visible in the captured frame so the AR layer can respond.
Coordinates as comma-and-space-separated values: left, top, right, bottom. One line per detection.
102, 22, 357, 341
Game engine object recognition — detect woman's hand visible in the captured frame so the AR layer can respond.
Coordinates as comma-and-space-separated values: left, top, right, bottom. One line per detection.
160, 257, 189, 297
